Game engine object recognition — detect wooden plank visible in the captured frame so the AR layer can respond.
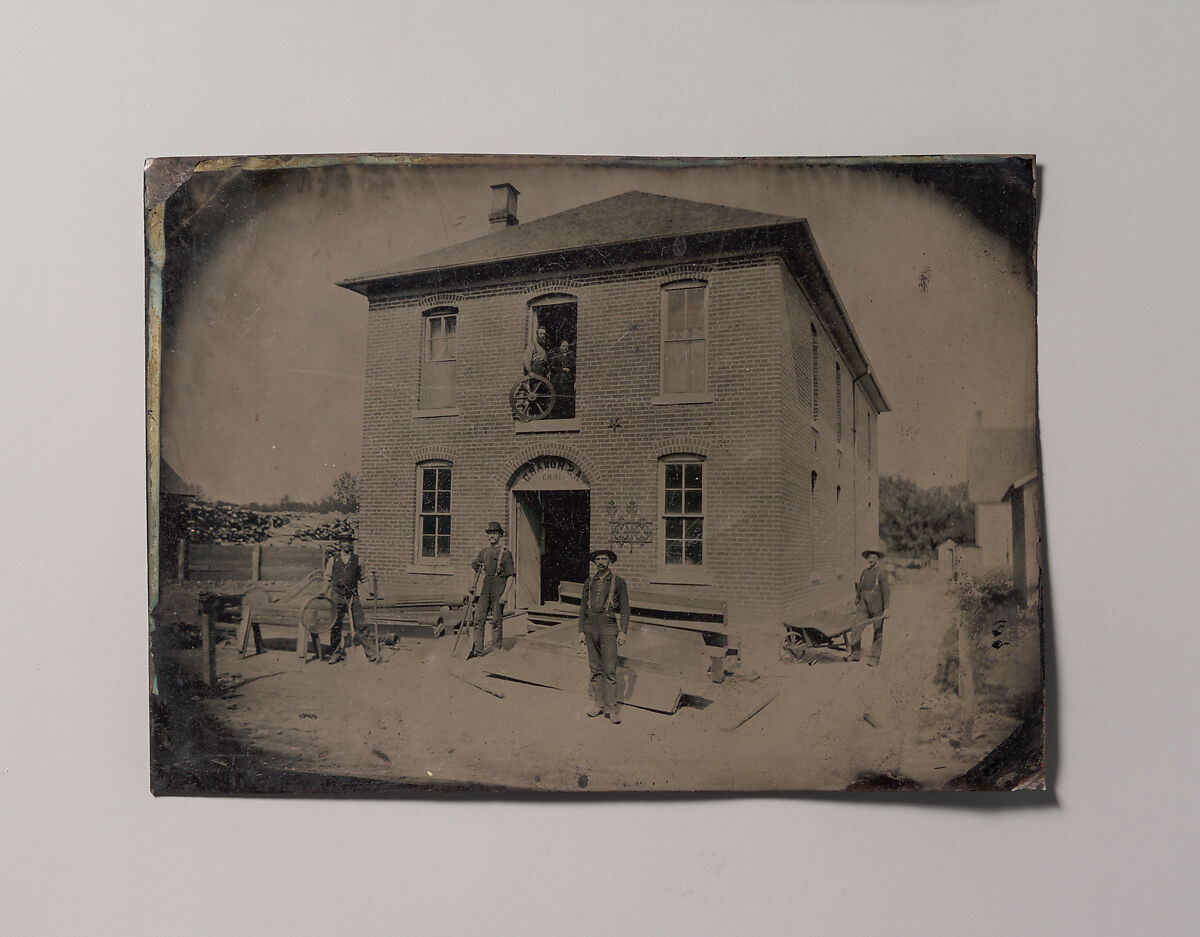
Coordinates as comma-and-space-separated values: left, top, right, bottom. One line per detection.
526, 620, 708, 678
721, 688, 780, 731
546, 601, 728, 638
449, 670, 505, 699
478, 647, 683, 714
557, 581, 727, 619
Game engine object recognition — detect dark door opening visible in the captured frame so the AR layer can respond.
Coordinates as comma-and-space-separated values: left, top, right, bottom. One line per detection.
512, 489, 590, 606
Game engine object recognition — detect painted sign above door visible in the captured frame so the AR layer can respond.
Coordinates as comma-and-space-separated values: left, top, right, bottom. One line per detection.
509, 455, 589, 491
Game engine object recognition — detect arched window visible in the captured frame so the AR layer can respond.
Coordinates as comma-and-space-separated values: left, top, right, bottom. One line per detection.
415, 460, 452, 561
660, 454, 705, 566
421, 308, 457, 409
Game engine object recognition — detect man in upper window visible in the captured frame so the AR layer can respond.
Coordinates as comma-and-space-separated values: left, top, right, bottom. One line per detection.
469, 521, 515, 657
523, 326, 550, 376
848, 546, 891, 666
324, 532, 379, 664
577, 548, 631, 724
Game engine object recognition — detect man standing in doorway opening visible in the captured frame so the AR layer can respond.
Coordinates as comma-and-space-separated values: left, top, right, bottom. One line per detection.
470, 521, 515, 657
325, 532, 379, 664
577, 548, 631, 723
848, 546, 891, 666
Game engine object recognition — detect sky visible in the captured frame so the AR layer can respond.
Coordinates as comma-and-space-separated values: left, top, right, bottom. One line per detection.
156, 158, 1037, 503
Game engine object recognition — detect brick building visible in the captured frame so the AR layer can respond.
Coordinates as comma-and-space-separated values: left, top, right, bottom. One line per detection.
338, 187, 889, 635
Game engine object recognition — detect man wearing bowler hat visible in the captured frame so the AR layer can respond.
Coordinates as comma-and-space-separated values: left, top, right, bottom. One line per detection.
324, 531, 378, 664
848, 545, 891, 665
577, 548, 631, 723
469, 521, 515, 657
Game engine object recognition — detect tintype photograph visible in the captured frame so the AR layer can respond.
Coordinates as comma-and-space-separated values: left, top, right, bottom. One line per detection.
146, 155, 1044, 794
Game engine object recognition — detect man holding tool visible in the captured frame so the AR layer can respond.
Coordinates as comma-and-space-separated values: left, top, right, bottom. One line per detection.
469, 521, 515, 658
577, 548, 631, 723
324, 532, 379, 664
848, 545, 890, 666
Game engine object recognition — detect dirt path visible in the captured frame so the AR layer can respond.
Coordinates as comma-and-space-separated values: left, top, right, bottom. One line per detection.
156, 567, 1037, 792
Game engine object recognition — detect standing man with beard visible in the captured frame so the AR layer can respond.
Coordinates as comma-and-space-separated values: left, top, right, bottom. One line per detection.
577, 548, 631, 723
325, 532, 379, 664
470, 521, 515, 657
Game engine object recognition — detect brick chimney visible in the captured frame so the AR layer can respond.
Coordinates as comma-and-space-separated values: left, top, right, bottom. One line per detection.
489, 183, 519, 228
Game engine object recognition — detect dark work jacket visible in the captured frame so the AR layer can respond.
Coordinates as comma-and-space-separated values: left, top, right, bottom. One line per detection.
577, 571, 631, 633
855, 564, 890, 618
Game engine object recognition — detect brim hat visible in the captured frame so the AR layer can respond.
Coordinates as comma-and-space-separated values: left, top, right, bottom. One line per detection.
485, 521, 505, 534
589, 549, 618, 563
861, 546, 885, 558
335, 530, 356, 542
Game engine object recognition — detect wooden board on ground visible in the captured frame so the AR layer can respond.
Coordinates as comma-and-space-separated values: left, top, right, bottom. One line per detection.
474, 646, 684, 714
526, 620, 709, 679
721, 687, 780, 731
557, 581, 727, 621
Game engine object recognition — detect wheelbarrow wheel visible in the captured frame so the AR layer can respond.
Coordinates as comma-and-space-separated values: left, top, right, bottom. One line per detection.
300, 595, 337, 635
781, 631, 807, 663
509, 374, 556, 421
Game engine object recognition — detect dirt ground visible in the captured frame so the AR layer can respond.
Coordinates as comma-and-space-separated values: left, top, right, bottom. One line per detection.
151, 567, 1043, 793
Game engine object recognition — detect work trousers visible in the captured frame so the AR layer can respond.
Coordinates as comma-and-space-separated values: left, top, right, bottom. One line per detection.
848, 611, 885, 663
329, 594, 375, 658
471, 578, 506, 654
581, 615, 620, 711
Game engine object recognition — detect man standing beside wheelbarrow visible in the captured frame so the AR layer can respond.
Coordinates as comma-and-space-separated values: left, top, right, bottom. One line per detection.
325, 532, 379, 664
469, 521, 515, 658
849, 546, 891, 665
577, 548, 631, 723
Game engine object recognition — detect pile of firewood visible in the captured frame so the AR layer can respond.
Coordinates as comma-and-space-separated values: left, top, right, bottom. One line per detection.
184, 502, 284, 543
289, 517, 358, 542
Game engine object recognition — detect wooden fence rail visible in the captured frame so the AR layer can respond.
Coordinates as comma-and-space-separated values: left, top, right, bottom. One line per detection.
178, 541, 325, 582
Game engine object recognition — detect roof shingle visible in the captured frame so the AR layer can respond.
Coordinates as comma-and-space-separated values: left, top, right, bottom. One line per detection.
341, 191, 800, 284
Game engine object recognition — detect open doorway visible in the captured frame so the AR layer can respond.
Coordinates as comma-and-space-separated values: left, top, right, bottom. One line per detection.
511, 489, 590, 607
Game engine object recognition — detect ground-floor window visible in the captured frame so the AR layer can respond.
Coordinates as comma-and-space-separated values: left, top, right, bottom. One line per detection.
661, 455, 704, 565
417, 462, 452, 560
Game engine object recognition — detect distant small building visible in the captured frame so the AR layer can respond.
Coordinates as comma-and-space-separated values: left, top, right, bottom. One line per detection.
966, 414, 1037, 573
1002, 471, 1041, 605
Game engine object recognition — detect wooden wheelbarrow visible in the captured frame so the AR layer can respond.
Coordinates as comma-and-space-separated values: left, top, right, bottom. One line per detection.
780, 610, 887, 665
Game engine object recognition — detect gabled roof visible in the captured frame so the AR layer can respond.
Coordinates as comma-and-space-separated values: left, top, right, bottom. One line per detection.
340, 192, 798, 285
968, 428, 1038, 503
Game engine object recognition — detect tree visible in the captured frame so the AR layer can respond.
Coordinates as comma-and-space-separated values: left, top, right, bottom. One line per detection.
330, 472, 359, 513
880, 475, 975, 556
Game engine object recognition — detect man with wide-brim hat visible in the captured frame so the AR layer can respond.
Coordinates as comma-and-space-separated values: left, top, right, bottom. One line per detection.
324, 530, 378, 663
848, 544, 890, 665
469, 521, 515, 657
577, 547, 631, 723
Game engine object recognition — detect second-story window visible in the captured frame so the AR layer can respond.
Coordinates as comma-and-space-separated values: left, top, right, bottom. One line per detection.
836, 362, 842, 443
661, 281, 708, 395
811, 324, 819, 422
422, 309, 457, 409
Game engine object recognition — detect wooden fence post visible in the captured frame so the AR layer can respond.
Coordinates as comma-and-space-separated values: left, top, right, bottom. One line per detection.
199, 594, 218, 689
250, 543, 262, 581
